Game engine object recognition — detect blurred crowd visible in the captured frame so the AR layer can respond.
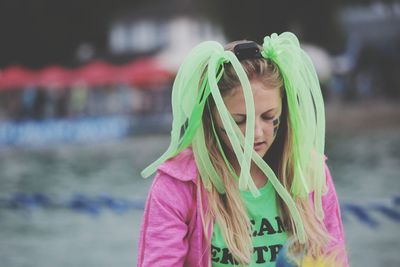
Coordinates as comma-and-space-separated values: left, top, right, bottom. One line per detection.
0, 84, 171, 122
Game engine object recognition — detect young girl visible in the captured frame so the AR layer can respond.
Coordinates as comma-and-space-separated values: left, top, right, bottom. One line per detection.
137, 32, 348, 267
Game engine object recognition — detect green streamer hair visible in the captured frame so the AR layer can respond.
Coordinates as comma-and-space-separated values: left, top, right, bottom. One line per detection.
141, 32, 328, 244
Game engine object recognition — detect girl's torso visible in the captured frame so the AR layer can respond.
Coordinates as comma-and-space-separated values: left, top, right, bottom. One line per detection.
211, 181, 288, 266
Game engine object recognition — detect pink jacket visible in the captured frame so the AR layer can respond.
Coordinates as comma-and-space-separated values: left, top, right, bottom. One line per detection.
137, 148, 349, 266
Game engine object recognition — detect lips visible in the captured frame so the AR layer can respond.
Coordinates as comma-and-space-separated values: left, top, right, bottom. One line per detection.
254, 142, 266, 151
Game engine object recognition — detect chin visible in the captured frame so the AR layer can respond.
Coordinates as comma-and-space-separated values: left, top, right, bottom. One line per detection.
256, 149, 268, 158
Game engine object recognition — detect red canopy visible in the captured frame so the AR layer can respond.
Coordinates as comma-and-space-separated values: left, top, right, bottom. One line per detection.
0, 58, 173, 90
115, 59, 172, 87
0, 66, 36, 89
73, 60, 116, 86
35, 65, 72, 89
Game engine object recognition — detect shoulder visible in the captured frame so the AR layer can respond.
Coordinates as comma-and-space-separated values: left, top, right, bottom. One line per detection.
310, 156, 339, 210
322, 156, 337, 199
320, 156, 343, 223
320, 156, 348, 263
146, 147, 199, 218
157, 147, 198, 182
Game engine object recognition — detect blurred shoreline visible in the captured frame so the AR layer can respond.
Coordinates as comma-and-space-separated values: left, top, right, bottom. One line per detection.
326, 100, 400, 134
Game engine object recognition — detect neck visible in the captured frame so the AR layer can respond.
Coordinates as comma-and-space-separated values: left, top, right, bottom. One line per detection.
250, 162, 268, 188
229, 155, 268, 189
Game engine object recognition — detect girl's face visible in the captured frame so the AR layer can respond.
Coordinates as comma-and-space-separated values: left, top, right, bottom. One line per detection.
213, 79, 282, 159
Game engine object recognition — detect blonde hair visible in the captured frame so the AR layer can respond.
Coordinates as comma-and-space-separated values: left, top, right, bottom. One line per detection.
199, 41, 333, 266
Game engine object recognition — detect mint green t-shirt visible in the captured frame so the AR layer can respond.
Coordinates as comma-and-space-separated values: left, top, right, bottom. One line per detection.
211, 181, 287, 266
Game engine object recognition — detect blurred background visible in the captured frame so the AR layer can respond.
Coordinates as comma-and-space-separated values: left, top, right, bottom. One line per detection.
0, 0, 399, 266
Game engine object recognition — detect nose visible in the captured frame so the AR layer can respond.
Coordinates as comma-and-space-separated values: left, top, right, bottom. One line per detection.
254, 120, 264, 139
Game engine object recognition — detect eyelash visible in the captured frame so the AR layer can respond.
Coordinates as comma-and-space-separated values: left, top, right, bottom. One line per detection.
262, 115, 274, 121
235, 116, 274, 125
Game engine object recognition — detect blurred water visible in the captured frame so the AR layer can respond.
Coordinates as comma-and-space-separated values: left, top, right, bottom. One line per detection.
0, 129, 399, 267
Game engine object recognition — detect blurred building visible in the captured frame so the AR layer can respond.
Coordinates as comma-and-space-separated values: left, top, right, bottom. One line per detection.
332, 1, 400, 100
108, 3, 226, 71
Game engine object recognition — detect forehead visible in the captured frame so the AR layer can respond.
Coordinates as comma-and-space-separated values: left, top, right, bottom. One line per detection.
222, 80, 282, 112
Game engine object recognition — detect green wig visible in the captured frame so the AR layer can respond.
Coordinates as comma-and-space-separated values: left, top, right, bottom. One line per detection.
141, 32, 328, 244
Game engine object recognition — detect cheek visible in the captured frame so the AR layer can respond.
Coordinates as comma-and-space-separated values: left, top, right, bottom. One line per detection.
265, 134, 275, 149
273, 126, 279, 138
264, 126, 279, 149
215, 124, 232, 148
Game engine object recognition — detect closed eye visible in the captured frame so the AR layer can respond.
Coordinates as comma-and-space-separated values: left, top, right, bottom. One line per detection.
232, 110, 279, 125
262, 115, 274, 121
235, 119, 245, 125
233, 114, 246, 125
235, 116, 275, 125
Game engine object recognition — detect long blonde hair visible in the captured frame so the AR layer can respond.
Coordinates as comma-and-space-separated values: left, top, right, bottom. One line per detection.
200, 41, 332, 266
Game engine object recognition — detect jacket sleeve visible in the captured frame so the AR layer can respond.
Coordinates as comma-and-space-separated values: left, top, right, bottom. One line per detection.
322, 162, 350, 267
137, 171, 194, 267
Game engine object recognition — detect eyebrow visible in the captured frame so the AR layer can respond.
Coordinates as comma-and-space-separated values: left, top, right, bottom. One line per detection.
232, 108, 278, 117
